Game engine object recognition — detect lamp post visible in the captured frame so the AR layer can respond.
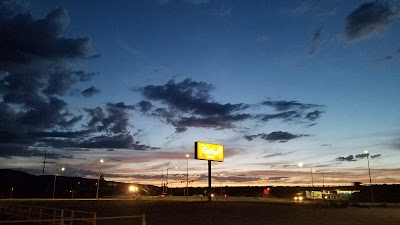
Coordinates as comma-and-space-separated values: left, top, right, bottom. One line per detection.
96, 159, 104, 199
166, 167, 178, 195
298, 162, 314, 202
220, 173, 224, 196
364, 150, 374, 204
186, 154, 189, 200
53, 167, 65, 199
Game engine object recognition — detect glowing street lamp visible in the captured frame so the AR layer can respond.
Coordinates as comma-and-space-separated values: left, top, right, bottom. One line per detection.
364, 150, 374, 204
129, 185, 138, 193
53, 167, 65, 199
186, 154, 189, 200
96, 159, 104, 199
298, 162, 314, 201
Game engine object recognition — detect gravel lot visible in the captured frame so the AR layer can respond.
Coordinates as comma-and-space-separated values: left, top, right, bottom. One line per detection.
2, 199, 400, 225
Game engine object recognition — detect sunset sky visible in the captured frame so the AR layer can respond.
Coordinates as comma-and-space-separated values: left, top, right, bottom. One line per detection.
0, 0, 399, 187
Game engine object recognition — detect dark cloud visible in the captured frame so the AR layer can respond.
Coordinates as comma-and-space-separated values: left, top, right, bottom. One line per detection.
310, 27, 323, 55
138, 79, 325, 133
85, 104, 131, 134
261, 100, 322, 111
305, 110, 324, 122
137, 100, 153, 113
371, 154, 381, 159
335, 155, 356, 161
138, 79, 250, 132
263, 152, 293, 158
0, 3, 98, 151
345, 2, 399, 40
79, 134, 134, 149
244, 131, 310, 143
258, 111, 301, 122
0, 4, 158, 156
265, 177, 290, 181
259, 100, 324, 125
81, 86, 101, 97
0, 143, 72, 159
106, 102, 135, 110
43, 71, 96, 96
355, 153, 368, 159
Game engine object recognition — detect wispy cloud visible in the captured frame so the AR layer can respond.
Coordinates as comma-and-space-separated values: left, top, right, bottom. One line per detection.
245, 131, 310, 143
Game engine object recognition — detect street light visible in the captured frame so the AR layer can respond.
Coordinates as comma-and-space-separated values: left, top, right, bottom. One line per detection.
186, 154, 189, 200
298, 162, 314, 202
364, 150, 374, 204
96, 159, 104, 199
166, 167, 178, 195
53, 167, 65, 199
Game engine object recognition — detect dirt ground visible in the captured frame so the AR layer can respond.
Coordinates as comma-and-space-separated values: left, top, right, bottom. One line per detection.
2, 200, 400, 225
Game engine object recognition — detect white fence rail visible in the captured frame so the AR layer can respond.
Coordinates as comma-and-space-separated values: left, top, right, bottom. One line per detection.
0, 204, 146, 225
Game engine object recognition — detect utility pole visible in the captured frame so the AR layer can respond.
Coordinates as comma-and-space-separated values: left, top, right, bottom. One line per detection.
42, 150, 47, 175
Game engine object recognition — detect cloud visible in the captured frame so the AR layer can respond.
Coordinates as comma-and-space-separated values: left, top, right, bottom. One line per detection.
137, 78, 251, 132
345, 1, 399, 41
335, 155, 356, 161
106, 102, 135, 110
0, 4, 98, 147
259, 100, 324, 125
371, 154, 381, 159
265, 177, 290, 181
137, 79, 326, 133
0, 4, 158, 157
137, 100, 153, 113
263, 152, 294, 158
81, 86, 101, 97
355, 153, 368, 159
0, 143, 72, 159
261, 100, 322, 111
244, 131, 310, 143
84, 104, 131, 134
309, 27, 323, 55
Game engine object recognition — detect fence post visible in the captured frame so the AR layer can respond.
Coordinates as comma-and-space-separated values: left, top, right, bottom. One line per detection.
142, 214, 146, 225
93, 212, 97, 225
53, 208, 56, 225
28, 207, 32, 219
60, 209, 64, 225
70, 210, 75, 225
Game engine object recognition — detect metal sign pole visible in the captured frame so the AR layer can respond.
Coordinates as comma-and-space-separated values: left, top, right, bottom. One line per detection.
208, 160, 212, 202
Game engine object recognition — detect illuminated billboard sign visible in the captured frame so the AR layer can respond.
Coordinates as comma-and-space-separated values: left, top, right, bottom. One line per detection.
195, 142, 224, 162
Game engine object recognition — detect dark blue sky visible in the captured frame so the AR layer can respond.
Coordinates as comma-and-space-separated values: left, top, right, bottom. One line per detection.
0, 0, 399, 186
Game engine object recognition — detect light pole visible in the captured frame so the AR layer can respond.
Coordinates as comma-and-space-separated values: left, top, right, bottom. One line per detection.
53, 167, 65, 199
364, 150, 374, 204
220, 173, 224, 196
166, 167, 178, 195
298, 163, 314, 202
96, 159, 104, 199
186, 154, 189, 200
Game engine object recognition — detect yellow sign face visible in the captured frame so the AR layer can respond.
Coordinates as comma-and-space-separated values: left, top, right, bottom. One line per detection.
195, 142, 224, 162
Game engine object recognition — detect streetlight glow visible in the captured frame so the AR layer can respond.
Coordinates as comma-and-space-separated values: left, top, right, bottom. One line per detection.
364, 150, 368, 154
100, 159, 104, 163
298, 162, 304, 167
61, 167, 65, 171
